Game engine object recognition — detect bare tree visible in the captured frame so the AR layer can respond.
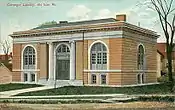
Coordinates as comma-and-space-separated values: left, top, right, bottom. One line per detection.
0, 40, 11, 60
149, 0, 175, 86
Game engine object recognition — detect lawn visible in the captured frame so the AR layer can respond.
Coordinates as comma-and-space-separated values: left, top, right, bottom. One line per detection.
0, 83, 42, 92
16, 82, 174, 96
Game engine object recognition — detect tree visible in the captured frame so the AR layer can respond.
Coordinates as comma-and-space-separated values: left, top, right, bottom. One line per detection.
149, 0, 175, 88
0, 40, 11, 60
39, 20, 57, 26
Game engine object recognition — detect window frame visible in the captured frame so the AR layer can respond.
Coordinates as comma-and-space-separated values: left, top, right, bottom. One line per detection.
90, 42, 107, 70
101, 74, 107, 85
24, 73, 28, 82
23, 46, 36, 69
91, 74, 97, 84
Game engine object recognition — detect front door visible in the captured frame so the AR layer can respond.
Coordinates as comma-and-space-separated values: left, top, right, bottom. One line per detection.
55, 44, 70, 80
56, 60, 70, 80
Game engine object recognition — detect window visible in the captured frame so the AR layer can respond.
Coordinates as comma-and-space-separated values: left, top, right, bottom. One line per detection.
23, 46, 36, 69
137, 74, 141, 84
137, 45, 145, 84
138, 45, 144, 70
91, 74, 97, 84
31, 74, 35, 82
24, 73, 28, 82
142, 74, 144, 83
91, 42, 107, 70
101, 74, 106, 84
57, 44, 70, 53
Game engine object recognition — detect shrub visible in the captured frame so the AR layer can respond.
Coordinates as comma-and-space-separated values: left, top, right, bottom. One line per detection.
157, 74, 169, 82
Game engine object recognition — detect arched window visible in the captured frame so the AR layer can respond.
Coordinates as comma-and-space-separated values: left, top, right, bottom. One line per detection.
23, 46, 36, 69
90, 43, 107, 70
137, 44, 145, 84
57, 44, 70, 53
138, 45, 144, 70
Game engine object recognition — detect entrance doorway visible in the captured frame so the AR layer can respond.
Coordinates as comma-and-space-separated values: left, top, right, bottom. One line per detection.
56, 44, 70, 80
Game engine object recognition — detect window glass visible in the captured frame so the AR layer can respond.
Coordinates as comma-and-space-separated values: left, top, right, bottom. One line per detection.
91, 74, 96, 84
57, 44, 70, 53
101, 74, 106, 84
31, 74, 35, 82
23, 46, 36, 69
24, 73, 28, 82
138, 45, 144, 70
91, 43, 107, 70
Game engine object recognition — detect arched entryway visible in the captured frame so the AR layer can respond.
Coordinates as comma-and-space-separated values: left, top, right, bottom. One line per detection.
55, 44, 70, 80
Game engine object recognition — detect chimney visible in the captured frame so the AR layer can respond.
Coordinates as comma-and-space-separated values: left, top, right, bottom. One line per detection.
116, 14, 126, 21
59, 21, 68, 24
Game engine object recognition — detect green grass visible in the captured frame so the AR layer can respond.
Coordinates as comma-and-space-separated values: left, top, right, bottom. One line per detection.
0, 99, 105, 104
0, 96, 113, 100
0, 83, 42, 92
16, 82, 174, 96
138, 96, 175, 102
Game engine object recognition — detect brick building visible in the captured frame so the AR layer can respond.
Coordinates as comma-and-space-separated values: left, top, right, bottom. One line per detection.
0, 52, 12, 61
10, 15, 159, 86
157, 43, 175, 77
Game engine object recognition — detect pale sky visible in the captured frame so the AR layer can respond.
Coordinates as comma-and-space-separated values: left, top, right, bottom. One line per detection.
0, 0, 174, 53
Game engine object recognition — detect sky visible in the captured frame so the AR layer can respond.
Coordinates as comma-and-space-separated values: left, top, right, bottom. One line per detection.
0, 0, 174, 53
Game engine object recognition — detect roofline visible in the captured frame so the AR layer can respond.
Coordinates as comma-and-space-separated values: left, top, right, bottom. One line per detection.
9, 21, 159, 38
12, 20, 123, 35
157, 50, 164, 57
33, 18, 117, 30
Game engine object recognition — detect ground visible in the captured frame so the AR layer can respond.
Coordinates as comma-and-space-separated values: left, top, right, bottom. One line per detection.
0, 102, 175, 110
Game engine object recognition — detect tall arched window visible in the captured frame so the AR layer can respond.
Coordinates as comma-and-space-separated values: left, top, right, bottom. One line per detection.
138, 45, 144, 70
137, 44, 145, 84
23, 46, 36, 69
90, 43, 107, 70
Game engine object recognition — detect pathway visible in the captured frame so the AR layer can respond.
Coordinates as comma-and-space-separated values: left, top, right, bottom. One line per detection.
0, 86, 54, 98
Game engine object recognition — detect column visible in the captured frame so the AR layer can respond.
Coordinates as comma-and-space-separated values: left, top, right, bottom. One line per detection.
70, 41, 75, 80
28, 72, 31, 82
48, 42, 54, 81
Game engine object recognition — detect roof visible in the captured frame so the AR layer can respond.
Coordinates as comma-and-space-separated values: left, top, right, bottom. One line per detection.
157, 43, 175, 59
10, 15, 159, 38
33, 18, 118, 30
157, 50, 164, 58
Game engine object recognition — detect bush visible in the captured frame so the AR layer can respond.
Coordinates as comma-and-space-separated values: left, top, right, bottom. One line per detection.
138, 96, 175, 102
157, 74, 169, 82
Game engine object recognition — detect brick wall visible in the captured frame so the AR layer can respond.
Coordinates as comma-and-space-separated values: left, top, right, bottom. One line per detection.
76, 41, 83, 80
39, 43, 48, 80
12, 44, 22, 81
0, 66, 12, 84
121, 30, 157, 85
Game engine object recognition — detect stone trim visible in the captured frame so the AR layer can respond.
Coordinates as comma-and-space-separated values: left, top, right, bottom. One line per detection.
13, 31, 123, 44
10, 22, 158, 38
83, 70, 157, 73
12, 69, 40, 72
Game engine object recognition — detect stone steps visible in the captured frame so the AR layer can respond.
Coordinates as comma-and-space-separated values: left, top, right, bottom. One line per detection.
38, 80, 83, 88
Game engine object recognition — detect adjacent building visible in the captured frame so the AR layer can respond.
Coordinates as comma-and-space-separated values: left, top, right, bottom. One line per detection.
10, 14, 159, 86
157, 43, 175, 77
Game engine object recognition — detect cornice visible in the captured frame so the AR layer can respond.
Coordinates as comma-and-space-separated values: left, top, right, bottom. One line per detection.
10, 22, 159, 38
